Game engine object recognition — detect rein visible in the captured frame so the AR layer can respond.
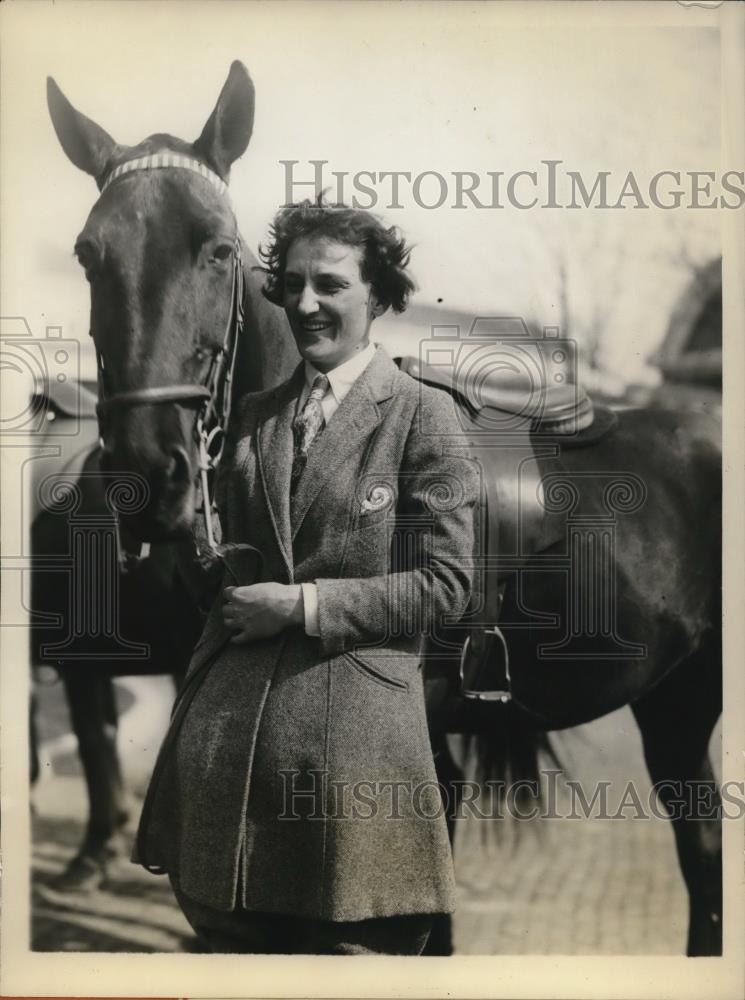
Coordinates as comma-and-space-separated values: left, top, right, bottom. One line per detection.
92, 153, 245, 569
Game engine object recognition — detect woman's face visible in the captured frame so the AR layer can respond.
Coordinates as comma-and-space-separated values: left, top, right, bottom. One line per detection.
283, 237, 378, 373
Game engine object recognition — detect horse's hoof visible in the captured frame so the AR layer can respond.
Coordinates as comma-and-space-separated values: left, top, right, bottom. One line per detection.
48, 852, 109, 894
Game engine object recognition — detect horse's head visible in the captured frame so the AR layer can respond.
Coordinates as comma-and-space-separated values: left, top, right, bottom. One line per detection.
47, 62, 254, 541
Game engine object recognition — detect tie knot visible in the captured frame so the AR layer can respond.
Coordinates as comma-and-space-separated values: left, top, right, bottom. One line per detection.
310, 374, 329, 399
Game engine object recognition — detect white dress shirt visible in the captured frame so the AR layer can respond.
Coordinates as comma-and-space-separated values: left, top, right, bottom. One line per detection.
297, 342, 378, 635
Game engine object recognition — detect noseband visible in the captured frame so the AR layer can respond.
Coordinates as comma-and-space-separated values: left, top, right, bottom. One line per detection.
92, 153, 245, 564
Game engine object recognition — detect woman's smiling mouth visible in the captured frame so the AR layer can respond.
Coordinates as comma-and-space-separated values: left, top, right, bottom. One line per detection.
300, 320, 333, 332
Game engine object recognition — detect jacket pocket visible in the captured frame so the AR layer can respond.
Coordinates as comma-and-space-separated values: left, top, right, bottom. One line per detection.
344, 651, 410, 691
350, 509, 394, 533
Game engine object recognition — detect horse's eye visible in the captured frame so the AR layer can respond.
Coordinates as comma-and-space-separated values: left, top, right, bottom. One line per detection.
74, 240, 99, 277
210, 243, 234, 263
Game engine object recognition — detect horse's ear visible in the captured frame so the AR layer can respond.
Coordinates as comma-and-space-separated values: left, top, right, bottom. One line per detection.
47, 77, 118, 183
194, 61, 255, 181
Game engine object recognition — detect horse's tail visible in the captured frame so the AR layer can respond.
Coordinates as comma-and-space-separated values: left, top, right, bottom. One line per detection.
460, 706, 562, 827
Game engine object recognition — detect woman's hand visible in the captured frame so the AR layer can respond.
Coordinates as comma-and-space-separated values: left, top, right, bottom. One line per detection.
222, 583, 304, 643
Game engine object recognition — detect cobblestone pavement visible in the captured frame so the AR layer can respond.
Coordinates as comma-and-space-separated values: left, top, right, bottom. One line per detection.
451, 720, 692, 955
30, 674, 716, 954
31, 675, 193, 953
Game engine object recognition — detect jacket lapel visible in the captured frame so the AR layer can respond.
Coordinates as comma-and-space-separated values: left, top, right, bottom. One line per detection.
257, 365, 304, 579
290, 347, 397, 540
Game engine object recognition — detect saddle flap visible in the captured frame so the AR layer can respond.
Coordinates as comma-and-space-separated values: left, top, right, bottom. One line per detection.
32, 378, 98, 420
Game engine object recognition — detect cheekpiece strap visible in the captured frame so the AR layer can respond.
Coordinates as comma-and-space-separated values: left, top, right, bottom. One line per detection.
100, 152, 229, 197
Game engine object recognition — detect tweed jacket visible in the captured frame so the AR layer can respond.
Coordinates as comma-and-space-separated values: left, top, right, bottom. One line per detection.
135, 346, 479, 920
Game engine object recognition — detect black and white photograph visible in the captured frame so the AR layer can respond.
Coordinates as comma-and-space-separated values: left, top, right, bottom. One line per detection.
1, 1, 743, 997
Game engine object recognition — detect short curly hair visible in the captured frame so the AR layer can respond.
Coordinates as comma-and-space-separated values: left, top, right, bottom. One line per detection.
258, 197, 416, 313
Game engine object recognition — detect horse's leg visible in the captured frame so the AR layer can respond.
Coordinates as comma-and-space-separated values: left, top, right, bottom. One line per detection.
54, 666, 130, 890
423, 736, 464, 956
30, 691, 40, 787
631, 642, 722, 956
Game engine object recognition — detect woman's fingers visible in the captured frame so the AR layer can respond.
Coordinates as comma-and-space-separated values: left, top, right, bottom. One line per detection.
223, 612, 249, 629
223, 584, 255, 603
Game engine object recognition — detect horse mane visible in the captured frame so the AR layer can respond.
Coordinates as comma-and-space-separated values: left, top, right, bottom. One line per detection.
235, 242, 299, 400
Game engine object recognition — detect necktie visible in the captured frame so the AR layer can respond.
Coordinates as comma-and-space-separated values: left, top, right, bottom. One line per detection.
291, 373, 329, 495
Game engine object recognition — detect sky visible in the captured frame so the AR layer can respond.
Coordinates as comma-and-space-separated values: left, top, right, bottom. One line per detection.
1, 1, 724, 387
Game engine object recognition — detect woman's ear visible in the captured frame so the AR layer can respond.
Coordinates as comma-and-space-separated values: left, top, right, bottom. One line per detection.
370, 296, 387, 319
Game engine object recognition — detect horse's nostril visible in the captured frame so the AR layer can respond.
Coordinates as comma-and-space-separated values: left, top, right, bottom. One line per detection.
168, 446, 192, 486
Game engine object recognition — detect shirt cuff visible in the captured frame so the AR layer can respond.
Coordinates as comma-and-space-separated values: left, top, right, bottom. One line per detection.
301, 583, 320, 636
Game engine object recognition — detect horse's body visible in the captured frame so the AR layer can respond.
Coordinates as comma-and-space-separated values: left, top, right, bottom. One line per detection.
38, 62, 721, 956
423, 402, 722, 955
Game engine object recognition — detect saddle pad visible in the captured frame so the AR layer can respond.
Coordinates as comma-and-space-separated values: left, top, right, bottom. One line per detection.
538, 404, 618, 449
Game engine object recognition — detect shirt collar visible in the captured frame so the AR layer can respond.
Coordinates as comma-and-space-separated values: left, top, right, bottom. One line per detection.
303, 342, 377, 405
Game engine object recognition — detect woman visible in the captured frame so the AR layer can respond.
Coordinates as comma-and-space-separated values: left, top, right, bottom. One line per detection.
135, 200, 479, 955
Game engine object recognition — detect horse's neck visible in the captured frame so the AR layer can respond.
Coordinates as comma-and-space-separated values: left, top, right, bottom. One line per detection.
235, 245, 299, 397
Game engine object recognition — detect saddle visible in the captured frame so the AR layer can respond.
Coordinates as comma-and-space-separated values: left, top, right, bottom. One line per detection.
32, 377, 99, 421
28, 379, 101, 526
401, 355, 596, 436
397, 355, 618, 702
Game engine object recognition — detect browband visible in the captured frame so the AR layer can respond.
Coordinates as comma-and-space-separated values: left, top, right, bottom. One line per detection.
100, 151, 229, 197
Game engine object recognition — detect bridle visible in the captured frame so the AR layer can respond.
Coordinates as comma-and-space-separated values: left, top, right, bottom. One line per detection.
92, 152, 245, 568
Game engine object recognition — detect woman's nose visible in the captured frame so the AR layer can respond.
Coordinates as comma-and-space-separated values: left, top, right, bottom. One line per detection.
297, 285, 319, 314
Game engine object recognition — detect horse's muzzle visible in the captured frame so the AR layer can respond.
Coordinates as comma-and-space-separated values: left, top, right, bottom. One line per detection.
99, 443, 197, 542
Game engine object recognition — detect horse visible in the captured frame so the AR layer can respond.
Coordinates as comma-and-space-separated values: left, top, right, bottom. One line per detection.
40, 61, 722, 957
34, 61, 298, 889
